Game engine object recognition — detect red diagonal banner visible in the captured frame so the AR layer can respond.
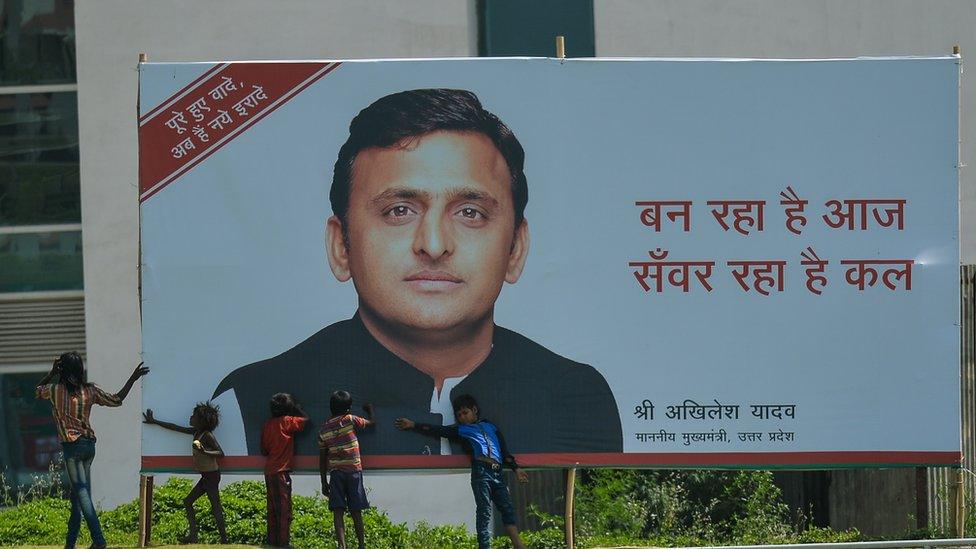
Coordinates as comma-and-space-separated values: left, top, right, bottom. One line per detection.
138, 62, 341, 202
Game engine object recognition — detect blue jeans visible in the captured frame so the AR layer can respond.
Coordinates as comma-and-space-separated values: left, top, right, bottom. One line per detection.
471, 461, 516, 549
62, 437, 105, 548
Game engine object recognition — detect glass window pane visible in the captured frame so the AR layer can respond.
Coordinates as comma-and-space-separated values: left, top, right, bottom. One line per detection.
0, 0, 76, 86
479, 0, 594, 57
0, 372, 65, 491
0, 230, 82, 292
0, 91, 80, 226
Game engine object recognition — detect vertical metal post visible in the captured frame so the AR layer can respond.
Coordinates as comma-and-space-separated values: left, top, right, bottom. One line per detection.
555, 36, 566, 59
565, 467, 576, 549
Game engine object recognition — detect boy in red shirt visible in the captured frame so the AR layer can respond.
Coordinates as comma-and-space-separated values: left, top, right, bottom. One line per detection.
319, 390, 374, 549
261, 393, 308, 547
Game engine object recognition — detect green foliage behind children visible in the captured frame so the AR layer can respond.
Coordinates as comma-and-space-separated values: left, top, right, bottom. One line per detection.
0, 471, 865, 548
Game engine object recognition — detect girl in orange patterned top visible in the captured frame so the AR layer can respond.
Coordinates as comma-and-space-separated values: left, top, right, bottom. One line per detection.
35, 351, 148, 549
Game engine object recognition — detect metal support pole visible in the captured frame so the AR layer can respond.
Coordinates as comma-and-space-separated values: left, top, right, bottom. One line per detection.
555, 36, 566, 59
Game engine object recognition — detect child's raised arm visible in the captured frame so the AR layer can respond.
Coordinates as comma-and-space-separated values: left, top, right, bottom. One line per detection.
36, 357, 61, 389
142, 409, 194, 435
114, 363, 150, 402
361, 403, 376, 427
395, 417, 459, 439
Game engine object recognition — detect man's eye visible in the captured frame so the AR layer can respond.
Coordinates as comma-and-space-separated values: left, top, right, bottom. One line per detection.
458, 207, 485, 220
386, 205, 413, 218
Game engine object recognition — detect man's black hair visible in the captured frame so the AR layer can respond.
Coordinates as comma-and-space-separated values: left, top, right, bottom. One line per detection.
330, 88, 529, 234
56, 351, 90, 395
269, 392, 302, 417
330, 390, 353, 416
192, 401, 220, 432
452, 394, 479, 415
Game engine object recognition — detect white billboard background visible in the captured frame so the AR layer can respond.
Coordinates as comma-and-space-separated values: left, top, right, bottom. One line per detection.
139, 58, 959, 464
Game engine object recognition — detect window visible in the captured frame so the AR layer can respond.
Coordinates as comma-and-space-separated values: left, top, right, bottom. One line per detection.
0, 0, 82, 295
0, 91, 81, 227
0, 230, 81, 292
478, 0, 595, 58
0, 372, 63, 492
0, 0, 77, 86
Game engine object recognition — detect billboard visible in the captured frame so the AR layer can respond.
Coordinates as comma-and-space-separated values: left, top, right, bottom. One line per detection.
138, 57, 960, 472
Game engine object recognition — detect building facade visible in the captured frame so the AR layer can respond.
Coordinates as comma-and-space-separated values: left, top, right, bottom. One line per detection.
1, 0, 973, 534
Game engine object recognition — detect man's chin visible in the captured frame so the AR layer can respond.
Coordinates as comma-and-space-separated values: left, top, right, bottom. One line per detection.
393, 313, 470, 333
363, 306, 490, 337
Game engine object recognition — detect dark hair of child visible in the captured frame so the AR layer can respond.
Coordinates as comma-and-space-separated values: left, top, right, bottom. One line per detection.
193, 402, 220, 432
56, 351, 90, 394
452, 394, 478, 415
269, 392, 300, 417
329, 390, 352, 416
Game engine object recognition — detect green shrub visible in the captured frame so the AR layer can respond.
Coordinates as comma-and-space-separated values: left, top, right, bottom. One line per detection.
409, 521, 474, 547
0, 496, 72, 545
0, 471, 865, 548
0, 477, 474, 548
574, 469, 862, 547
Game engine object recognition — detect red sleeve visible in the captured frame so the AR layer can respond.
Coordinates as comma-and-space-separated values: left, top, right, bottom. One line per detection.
351, 415, 368, 429
92, 385, 122, 407
285, 416, 307, 433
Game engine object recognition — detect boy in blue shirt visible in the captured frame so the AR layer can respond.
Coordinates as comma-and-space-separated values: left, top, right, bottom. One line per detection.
395, 394, 528, 549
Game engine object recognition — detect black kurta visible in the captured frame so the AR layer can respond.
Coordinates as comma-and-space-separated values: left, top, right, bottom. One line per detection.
213, 314, 622, 456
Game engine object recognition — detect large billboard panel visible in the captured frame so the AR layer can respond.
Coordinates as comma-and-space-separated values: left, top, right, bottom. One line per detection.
138, 58, 960, 471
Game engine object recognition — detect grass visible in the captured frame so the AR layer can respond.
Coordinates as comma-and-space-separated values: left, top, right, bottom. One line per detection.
18, 546, 260, 548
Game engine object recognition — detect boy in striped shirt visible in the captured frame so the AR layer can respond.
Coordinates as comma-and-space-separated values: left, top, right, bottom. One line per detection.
319, 390, 374, 549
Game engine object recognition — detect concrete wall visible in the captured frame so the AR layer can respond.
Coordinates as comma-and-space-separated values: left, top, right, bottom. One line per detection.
74, 0, 476, 526
594, 0, 976, 264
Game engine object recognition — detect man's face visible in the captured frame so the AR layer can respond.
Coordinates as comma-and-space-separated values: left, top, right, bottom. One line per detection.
327, 130, 529, 335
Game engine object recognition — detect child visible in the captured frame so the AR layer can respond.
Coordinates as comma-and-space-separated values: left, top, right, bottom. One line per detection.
319, 390, 374, 549
36, 352, 148, 549
143, 403, 227, 544
395, 394, 528, 549
261, 392, 308, 547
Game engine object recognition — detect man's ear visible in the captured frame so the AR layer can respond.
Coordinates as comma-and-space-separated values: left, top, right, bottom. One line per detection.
326, 215, 352, 282
505, 219, 530, 284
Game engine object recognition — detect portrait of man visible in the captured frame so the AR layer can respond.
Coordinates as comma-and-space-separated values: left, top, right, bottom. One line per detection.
213, 88, 622, 457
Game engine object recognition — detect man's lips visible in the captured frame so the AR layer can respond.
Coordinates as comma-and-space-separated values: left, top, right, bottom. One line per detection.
403, 271, 464, 291
404, 271, 463, 283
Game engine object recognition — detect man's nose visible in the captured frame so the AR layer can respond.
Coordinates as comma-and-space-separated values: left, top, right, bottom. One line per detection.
412, 211, 454, 261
